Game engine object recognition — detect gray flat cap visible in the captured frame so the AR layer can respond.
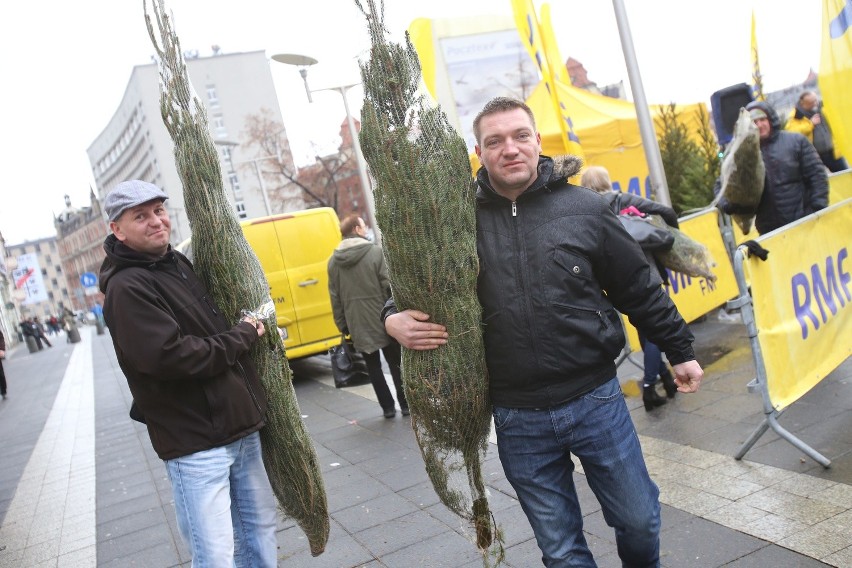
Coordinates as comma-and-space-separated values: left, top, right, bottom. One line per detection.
105, 180, 168, 221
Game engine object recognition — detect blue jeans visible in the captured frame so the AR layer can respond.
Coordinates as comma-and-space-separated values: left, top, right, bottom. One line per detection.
164, 431, 278, 567
493, 378, 660, 568
639, 335, 663, 386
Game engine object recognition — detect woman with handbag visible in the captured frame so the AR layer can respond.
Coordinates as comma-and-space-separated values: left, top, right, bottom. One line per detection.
327, 215, 409, 419
581, 166, 679, 410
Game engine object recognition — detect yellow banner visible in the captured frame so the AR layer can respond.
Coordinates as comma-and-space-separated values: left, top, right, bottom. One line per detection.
830, 168, 852, 203
622, 208, 739, 351
511, 0, 583, 158
820, 0, 852, 162
746, 198, 852, 410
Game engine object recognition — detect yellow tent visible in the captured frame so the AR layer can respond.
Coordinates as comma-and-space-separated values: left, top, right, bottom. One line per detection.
524, 80, 709, 198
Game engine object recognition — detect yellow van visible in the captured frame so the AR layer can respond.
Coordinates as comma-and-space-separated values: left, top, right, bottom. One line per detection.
177, 207, 342, 360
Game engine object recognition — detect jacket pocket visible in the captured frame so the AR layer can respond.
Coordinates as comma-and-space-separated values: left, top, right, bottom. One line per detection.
544, 248, 599, 308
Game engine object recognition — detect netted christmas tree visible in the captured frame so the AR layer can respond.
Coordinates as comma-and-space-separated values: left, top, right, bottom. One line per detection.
144, 0, 329, 555
355, 0, 502, 562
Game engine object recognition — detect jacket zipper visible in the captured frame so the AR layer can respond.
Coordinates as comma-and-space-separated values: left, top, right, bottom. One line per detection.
510, 199, 543, 374
236, 360, 264, 416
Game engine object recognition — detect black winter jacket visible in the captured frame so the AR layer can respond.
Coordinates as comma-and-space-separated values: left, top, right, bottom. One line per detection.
99, 235, 267, 460
476, 156, 694, 407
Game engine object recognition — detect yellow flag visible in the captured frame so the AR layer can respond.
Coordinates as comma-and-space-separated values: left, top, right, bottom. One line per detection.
820, 0, 852, 161
751, 11, 765, 101
511, 0, 583, 157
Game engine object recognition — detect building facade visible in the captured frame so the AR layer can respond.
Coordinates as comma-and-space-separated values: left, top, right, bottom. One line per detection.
87, 50, 303, 245
5, 237, 71, 322
54, 191, 108, 312
0, 232, 19, 345
296, 118, 366, 221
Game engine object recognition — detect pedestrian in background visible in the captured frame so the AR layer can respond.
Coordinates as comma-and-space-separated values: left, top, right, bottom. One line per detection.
0, 329, 7, 400
328, 214, 408, 419
581, 165, 679, 411
19, 320, 35, 349
717, 100, 828, 235
99, 180, 278, 566
385, 97, 703, 567
786, 90, 848, 172
33, 317, 52, 348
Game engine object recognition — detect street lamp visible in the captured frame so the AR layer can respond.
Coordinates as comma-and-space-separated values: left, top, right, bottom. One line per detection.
272, 52, 379, 243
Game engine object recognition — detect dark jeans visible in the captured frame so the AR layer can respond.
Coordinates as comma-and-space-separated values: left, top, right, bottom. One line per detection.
638, 334, 663, 386
0, 359, 6, 396
494, 378, 660, 567
361, 342, 407, 411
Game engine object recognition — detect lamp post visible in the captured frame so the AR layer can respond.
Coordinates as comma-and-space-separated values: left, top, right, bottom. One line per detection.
612, 0, 671, 206
272, 53, 379, 243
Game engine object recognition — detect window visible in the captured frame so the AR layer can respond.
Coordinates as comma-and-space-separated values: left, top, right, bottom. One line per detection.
235, 201, 247, 219
42, 268, 48, 276
206, 85, 219, 107
56, 265, 62, 273
229, 173, 241, 195
213, 114, 227, 137
45, 254, 51, 263
48, 291, 55, 300
52, 278, 58, 286
222, 146, 234, 170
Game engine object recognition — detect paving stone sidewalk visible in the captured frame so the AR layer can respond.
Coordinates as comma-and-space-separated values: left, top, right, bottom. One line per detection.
0, 319, 849, 567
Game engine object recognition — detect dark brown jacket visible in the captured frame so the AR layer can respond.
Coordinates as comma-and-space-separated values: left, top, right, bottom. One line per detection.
99, 235, 267, 460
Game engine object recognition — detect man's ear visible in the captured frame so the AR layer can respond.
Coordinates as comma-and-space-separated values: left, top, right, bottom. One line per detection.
110, 221, 126, 242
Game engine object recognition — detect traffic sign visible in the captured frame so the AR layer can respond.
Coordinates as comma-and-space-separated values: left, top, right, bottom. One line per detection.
80, 272, 98, 287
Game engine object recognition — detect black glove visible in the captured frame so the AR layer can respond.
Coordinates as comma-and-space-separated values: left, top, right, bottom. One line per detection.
742, 240, 769, 261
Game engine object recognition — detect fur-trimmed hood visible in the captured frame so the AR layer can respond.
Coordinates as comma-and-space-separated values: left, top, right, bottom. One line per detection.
475, 154, 584, 204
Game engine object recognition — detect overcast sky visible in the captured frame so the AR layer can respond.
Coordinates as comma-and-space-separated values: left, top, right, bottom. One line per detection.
0, 0, 821, 244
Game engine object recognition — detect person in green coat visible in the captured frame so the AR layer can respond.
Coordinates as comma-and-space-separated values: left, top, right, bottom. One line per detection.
327, 214, 408, 418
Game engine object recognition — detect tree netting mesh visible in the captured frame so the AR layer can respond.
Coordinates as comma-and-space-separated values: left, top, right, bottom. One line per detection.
144, 0, 329, 555
355, 0, 502, 562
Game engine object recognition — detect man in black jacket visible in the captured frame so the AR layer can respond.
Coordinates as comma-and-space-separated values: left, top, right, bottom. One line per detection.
99, 180, 277, 567
718, 101, 828, 235
385, 97, 703, 567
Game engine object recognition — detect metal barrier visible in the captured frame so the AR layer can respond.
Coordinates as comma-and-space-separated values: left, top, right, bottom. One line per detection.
728, 245, 830, 468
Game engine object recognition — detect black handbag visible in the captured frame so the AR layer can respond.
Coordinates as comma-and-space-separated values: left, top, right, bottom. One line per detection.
612, 193, 675, 252
617, 214, 675, 252
329, 336, 370, 388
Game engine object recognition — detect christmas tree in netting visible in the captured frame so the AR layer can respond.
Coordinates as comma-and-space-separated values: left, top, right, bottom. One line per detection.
355, 0, 502, 562
144, 0, 329, 555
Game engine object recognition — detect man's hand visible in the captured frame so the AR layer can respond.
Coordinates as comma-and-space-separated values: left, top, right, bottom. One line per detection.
672, 360, 703, 393
385, 310, 448, 350
241, 317, 266, 338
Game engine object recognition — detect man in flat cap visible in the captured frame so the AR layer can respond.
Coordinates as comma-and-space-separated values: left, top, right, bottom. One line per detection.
718, 101, 828, 235
99, 180, 278, 566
